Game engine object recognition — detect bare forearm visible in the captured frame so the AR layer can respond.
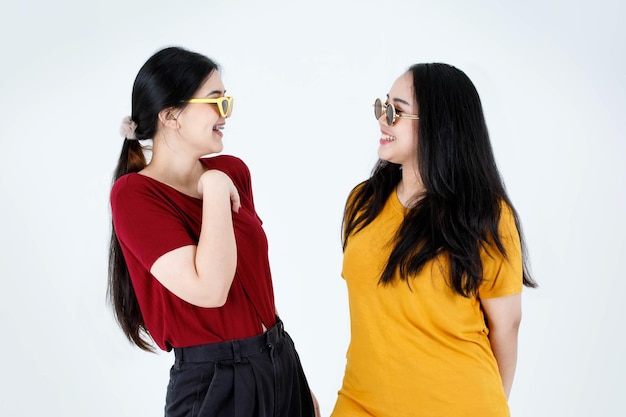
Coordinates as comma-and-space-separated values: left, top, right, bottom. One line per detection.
147, 171, 239, 308
195, 176, 237, 304
489, 327, 519, 399
481, 293, 522, 400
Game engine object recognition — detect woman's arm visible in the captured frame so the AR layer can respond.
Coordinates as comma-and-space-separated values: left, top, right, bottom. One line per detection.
481, 293, 522, 399
150, 170, 241, 307
311, 390, 320, 417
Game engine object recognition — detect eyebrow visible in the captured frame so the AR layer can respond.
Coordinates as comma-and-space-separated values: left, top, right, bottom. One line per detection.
386, 94, 411, 107
206, 89, 226, 97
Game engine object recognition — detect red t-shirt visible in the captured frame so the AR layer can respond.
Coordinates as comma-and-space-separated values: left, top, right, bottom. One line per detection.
110, 155, 276, 351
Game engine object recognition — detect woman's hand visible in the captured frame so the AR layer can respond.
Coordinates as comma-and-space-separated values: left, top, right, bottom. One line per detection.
149, 169, 240, 308
311, 390, 321, 417
197, 169, 241, 213
481, 293, 522, 399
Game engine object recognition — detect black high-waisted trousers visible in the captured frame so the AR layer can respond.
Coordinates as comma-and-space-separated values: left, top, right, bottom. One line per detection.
165, 318, 315, 417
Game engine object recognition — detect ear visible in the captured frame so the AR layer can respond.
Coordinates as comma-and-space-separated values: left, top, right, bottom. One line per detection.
157, 107, 180, 129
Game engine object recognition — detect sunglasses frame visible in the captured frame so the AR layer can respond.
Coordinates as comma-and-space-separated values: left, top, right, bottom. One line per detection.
374, 98, 419, 127
186, 96, 234, 118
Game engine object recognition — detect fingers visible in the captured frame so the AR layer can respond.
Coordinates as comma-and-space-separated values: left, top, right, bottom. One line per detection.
197, 170, 241, 213
230, 188, 241, 213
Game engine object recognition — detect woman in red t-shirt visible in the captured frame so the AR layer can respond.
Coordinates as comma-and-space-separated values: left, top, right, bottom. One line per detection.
108, 46, 319, 417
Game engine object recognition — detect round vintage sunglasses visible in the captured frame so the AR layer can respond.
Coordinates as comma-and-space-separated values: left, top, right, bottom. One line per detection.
373, 98, 419, 126
186, 96, 234, 118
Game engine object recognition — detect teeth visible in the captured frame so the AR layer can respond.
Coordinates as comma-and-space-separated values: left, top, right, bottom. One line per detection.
381, 134, 396, 141
213, 126, 224, 131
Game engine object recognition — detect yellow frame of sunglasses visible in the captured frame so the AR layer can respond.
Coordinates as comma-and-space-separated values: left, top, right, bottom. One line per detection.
186, 96, 234, 118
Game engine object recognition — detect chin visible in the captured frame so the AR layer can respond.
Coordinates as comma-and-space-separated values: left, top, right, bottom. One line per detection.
377, 149, 392, 162
209, 142, 224, 154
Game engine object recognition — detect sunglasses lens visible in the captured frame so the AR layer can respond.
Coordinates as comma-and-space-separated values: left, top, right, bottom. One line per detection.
386, 104, 395, 126
223, 97, 234, 117
374, 99, 382, 120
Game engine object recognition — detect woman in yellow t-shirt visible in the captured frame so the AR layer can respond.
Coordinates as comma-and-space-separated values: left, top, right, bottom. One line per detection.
330, 64, 537, 417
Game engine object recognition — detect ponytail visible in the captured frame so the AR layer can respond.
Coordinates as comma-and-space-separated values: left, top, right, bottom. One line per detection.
107, 138, 154, 351
113, 139, 147, 180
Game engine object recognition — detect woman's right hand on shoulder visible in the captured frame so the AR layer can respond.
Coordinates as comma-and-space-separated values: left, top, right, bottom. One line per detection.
150, 169, 240, 308
197, 169, 241, 213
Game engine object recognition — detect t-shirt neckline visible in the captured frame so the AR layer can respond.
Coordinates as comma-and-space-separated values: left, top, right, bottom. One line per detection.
133, 172, 202, 201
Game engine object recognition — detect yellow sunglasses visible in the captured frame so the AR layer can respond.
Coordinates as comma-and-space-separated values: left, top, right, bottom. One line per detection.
186, 96, 234, 118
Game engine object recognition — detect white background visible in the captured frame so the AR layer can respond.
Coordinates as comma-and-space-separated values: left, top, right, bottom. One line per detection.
1, 0, 624, 416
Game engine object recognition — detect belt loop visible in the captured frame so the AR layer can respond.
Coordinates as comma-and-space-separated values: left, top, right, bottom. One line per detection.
232, 340, 242, 363
174, 348, 183, 368
265, 327, 274, 350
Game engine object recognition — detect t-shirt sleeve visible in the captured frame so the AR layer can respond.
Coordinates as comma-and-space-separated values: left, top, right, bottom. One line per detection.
201, 155, 261, 222
110, 175, 196, 271
478, 203, 524, 299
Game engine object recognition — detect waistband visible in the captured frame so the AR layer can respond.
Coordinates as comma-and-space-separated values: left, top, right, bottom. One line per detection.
173, 318, 284, 364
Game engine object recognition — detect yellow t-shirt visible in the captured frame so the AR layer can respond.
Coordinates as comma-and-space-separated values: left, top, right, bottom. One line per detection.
331, 189, 523, 417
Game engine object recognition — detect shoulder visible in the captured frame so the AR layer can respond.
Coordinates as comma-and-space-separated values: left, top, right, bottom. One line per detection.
200, 155, 251, 189
110, 174, 150, 225
351, 181, 368, 194
499, 200, 514, 219
110, 173, 147, 202
349, 181, 368, 198
110, 173, 171, 214
345, 181, 368, 205
478, 200, 524, 297
200, 154, 248, 172
496, 200, 520, 241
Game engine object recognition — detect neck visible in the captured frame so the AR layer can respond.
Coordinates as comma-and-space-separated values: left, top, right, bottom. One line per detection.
397, 165, 425, 208
140, 134, 206, 196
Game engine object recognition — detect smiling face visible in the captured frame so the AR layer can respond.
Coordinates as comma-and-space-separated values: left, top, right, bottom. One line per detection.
377, 72, 419, 172
175, 70, 229, 156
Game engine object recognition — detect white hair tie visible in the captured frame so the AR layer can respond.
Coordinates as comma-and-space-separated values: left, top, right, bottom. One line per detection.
119, 116, 138, 140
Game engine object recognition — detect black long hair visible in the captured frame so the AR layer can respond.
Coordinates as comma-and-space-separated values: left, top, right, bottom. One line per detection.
107, 46, 219, 351
343, 63, 536, 297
